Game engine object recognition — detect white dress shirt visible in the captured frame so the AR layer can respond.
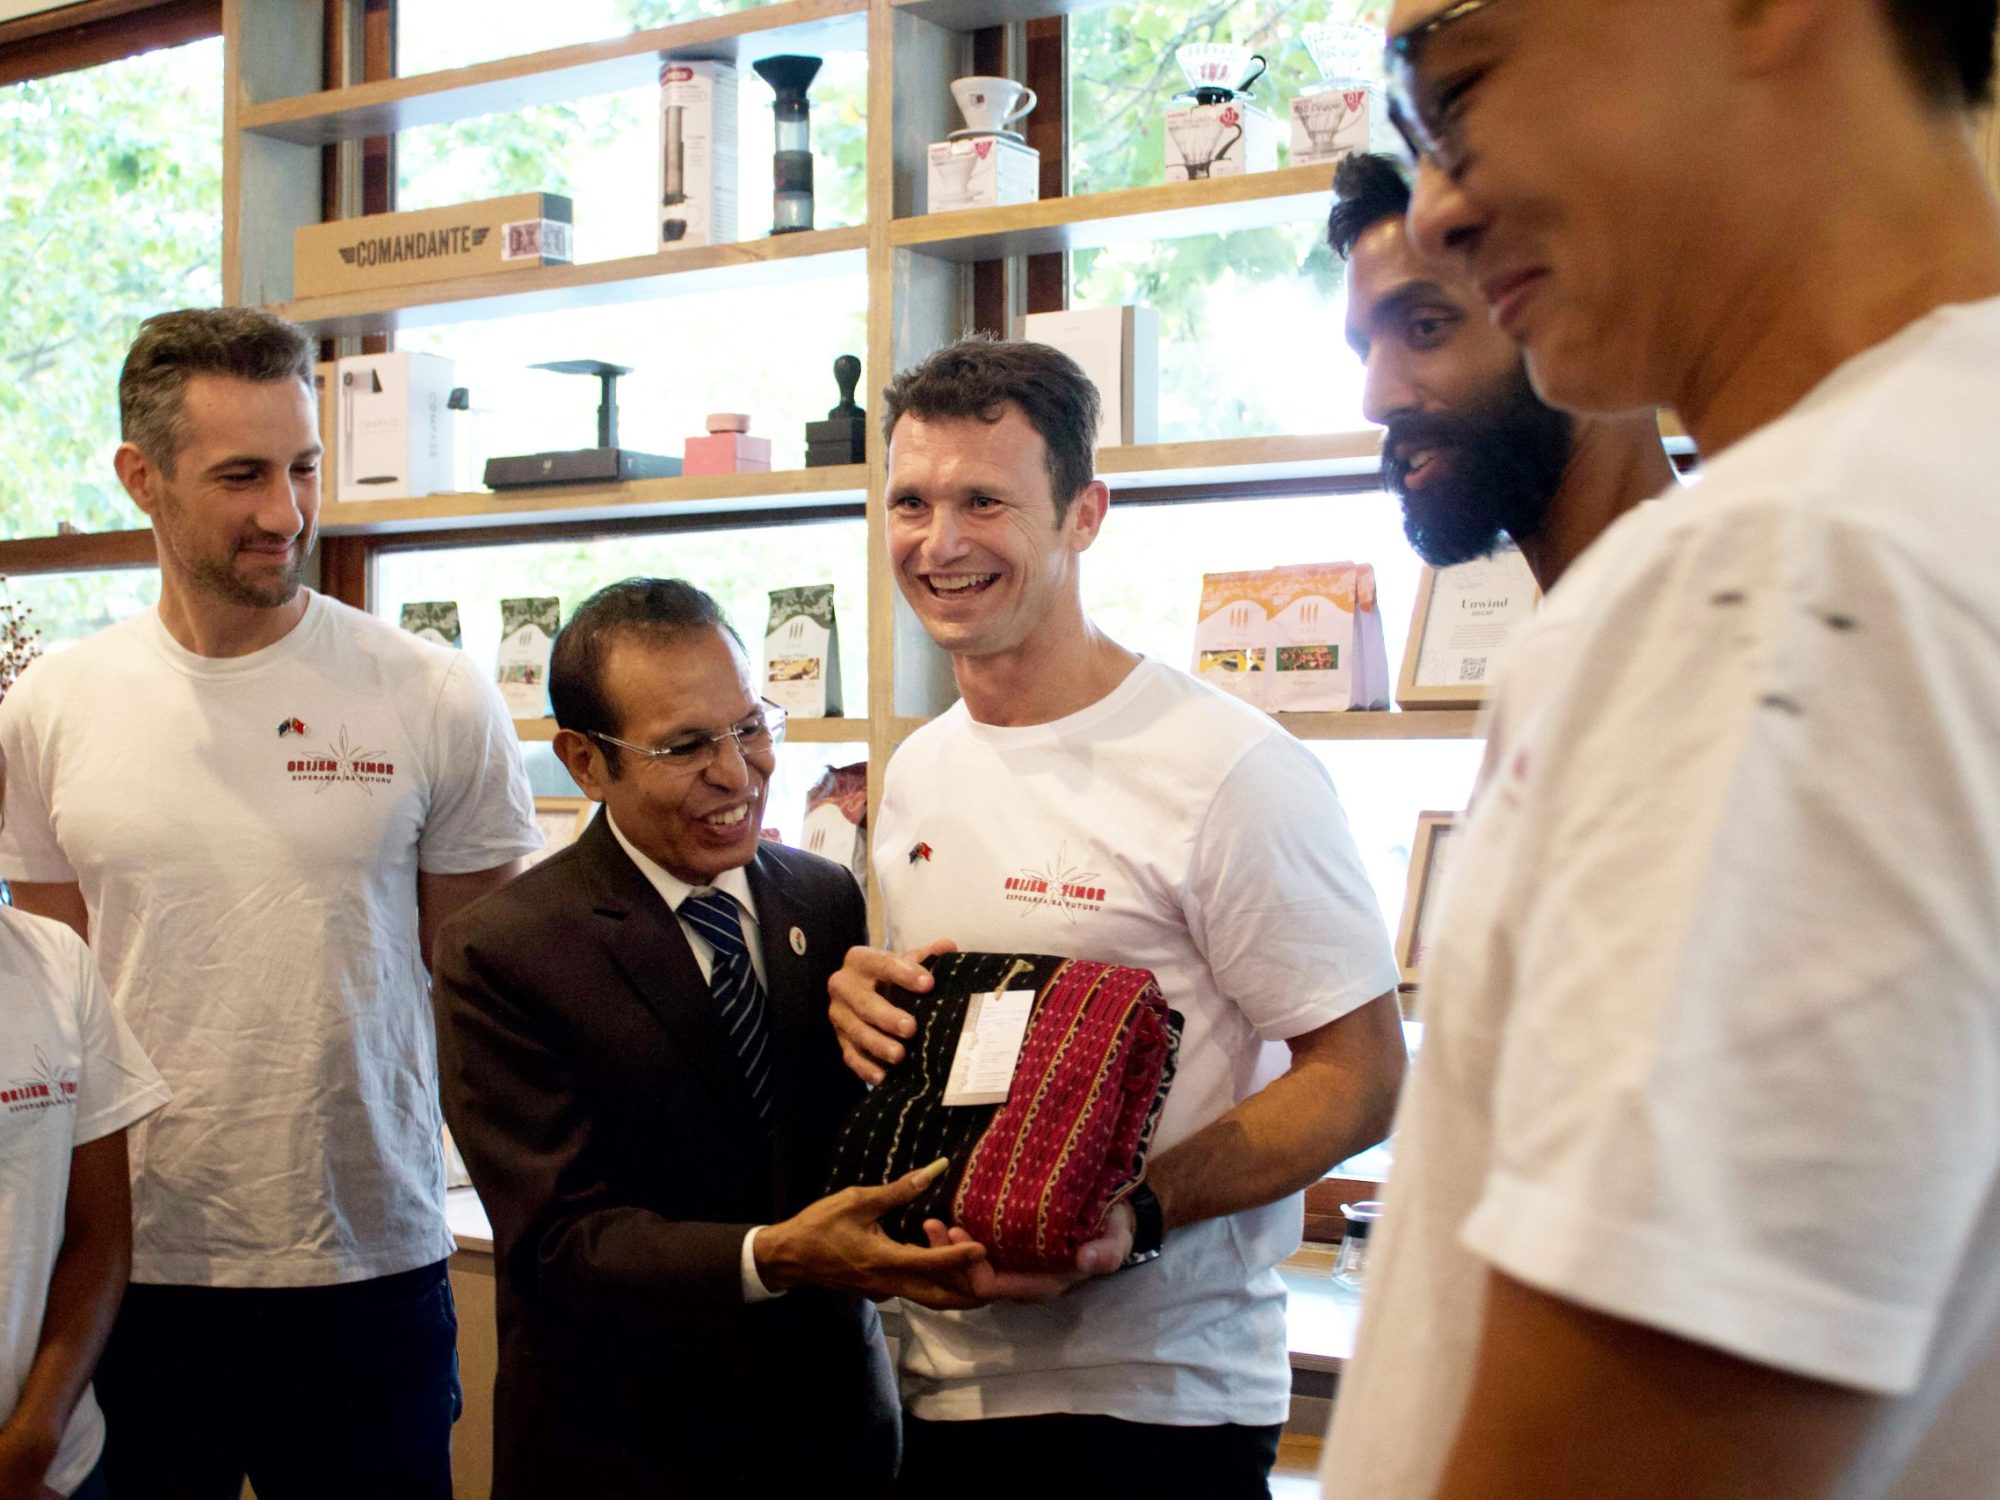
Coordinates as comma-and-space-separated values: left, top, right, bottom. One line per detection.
605, 811, 782, 1303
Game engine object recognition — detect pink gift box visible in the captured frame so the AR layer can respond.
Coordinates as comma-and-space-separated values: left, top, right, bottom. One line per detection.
683, 432, 773, 475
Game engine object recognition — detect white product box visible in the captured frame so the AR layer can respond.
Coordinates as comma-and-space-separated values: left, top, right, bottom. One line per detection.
334, 352, 455, 503
926, 136, 1040, 213
1289, 85, 1371, 167
1018, 305, 1158, 449
1163, 99, 1279, 182
659, 59, 739, 249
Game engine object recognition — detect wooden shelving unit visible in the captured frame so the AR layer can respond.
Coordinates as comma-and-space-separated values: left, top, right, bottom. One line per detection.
320, 465, 868, 536
198, 0, 1486, 920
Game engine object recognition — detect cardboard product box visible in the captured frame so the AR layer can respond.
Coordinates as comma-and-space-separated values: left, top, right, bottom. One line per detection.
659, 59, 739, 249
1018, 305, 1158, 449
1163, 100, 1279, 182
1289, 85, 1371, 168
805, 415, 865, 467
926, 136, 1040, 213
684, 432, 772, 475
296, 193, 573, 300
334, 352, 456, 503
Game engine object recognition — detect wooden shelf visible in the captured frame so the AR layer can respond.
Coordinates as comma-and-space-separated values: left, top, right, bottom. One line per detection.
1102, 432, 1382, 493
890, 0, 1114, 30
274, 228, 868, 339
319, 465, 867, 536
891, 164, 1337, 263
514, 716, 870, 743
1277, 710, 1485, 740
240, 0, 869, 146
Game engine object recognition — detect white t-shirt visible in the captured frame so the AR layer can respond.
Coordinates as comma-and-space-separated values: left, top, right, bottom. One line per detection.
0, 592, 540, 1288
876, 658, 1399, 1426
0, 907, 168, 1495
1324, 297, 2000, 1499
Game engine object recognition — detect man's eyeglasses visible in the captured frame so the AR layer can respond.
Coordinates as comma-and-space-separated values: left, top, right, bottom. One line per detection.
589, 702, 788, 774
1385, 0, 1512, 175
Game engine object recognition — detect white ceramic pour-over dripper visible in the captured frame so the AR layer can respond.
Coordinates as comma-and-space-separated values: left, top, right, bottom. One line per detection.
1175, 42, 1265, 94
951, 75, 1037, 134
1301, 21, 1383, 88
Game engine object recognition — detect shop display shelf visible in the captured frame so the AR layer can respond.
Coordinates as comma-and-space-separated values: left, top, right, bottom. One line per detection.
318, 465, 868, 536
890, 164, 1337, 263
272, 227, 868, 339
515, 715, 870, 743
1100, 432, 1383, 494
239, 0, 870, 147
1278, 710, 1485, 740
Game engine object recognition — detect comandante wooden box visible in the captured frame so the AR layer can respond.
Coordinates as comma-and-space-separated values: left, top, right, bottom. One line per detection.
294, 192, 574, 299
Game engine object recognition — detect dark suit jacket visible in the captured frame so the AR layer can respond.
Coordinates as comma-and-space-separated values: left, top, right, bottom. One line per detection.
433, 814, 896, 1498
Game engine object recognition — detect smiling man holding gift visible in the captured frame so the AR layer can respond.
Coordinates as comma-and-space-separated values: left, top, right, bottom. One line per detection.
828, 338, 1406, 1496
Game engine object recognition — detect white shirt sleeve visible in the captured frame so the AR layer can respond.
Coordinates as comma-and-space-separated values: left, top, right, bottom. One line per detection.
417, 655, 542, 875
62, 924, 170, 1144
0, 670, 77, 883
740, 1226, 782, 1303
1461, 502, 2000, 1395
1182, 733, 1402, 1041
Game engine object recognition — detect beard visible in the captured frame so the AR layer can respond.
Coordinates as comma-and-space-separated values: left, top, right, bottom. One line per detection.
189, 540, 307, 609
1383, 366, 1574, 568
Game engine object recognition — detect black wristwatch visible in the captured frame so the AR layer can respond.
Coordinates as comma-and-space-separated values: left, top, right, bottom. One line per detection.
1122, 1184, 1165, 1268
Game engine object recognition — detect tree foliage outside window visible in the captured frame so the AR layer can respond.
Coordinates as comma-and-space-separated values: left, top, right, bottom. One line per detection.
0, 36, 219, 635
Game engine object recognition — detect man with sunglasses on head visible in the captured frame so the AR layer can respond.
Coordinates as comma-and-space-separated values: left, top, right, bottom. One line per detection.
432, 578, 984, 1499
1324, 5, 2000, 1500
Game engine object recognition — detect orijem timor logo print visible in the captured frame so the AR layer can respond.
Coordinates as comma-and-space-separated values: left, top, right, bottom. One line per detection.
3, 1047, 78, 1113
1004, 844, 1107, 922
286, 724, 396, 792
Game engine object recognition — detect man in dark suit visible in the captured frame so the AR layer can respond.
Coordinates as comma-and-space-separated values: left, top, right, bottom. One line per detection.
433, 578, 983, 1498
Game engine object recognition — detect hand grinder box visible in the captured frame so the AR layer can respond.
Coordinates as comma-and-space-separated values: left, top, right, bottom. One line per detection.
659, 59, 739, 249
334, 352, 455, 503
295, 193, 573, 299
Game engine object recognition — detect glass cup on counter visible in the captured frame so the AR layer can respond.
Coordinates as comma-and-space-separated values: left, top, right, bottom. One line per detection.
1332, 1200, 1383, 1290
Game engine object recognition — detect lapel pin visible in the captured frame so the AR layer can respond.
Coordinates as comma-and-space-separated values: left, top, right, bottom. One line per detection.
789, 926, 807, 956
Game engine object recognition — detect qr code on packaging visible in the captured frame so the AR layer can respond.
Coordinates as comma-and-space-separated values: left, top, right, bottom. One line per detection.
502, 219, 574, 263
1458, 657, 1487, 683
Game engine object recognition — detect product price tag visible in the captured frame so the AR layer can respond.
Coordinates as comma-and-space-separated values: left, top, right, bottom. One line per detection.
942, 989, 1034, 1106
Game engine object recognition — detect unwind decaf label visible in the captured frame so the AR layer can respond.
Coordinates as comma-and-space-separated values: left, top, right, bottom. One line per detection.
400, 600, 462, 649
764, 584, 843, 716
497, 597, 560, 718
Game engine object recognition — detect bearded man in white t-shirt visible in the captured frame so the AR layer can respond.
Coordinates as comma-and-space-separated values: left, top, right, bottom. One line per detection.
827, 337, 1408, 1496
0, 308, 541, 1498
1319, 5, 2000, 1500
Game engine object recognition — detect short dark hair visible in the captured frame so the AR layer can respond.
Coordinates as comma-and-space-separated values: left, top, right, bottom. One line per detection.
119, 308, 316, 476
549, 578, 742, 775
1327, 153, 1413, 262
880, 336, 1101, 522
1883, 0, 1997, 109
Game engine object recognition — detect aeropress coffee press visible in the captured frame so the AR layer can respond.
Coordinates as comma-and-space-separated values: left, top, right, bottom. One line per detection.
753, 54, 823, 234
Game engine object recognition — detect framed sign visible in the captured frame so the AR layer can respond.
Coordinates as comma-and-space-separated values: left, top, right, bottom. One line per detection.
1396, 549, 1540, 710
1396, 810, 1460, 987
529, 796, 594, 866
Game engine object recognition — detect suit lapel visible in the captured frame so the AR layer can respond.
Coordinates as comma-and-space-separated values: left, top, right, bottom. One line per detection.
576, 812, 744, 1097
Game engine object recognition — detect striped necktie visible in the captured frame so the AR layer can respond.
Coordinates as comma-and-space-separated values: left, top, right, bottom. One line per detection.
678, 889, 776, 1130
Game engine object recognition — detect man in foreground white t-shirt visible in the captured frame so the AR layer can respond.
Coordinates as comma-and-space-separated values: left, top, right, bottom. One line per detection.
1322, 4, 2000, 1498
0, 308, 541, 1497
829, 337, 1407, 1495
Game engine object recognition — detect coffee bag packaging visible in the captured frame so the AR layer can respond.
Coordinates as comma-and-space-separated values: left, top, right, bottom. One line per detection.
1193, 571, 1272, 709
801, 761, 867, 886
1266, 562, 1389, 712
497, 597, 560, 718
659, 59, 739, 249
764, 584, 843, 716
399, 600, 462, 648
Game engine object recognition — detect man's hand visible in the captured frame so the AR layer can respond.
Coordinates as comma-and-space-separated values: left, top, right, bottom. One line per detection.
0, 1422, 62, 1500
755, 1159, 988, 1309
827, 940, 957, 1084
918, 1201, 1135, 1304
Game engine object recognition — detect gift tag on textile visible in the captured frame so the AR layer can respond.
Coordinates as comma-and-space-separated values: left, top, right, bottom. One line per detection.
942, 989, 1036, 1106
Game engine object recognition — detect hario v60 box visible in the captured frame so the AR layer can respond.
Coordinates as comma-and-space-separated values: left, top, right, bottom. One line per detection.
294, 193, 574, 300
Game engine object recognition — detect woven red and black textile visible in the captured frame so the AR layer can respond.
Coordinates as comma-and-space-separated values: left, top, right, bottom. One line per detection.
824, 951, 1182, 1270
